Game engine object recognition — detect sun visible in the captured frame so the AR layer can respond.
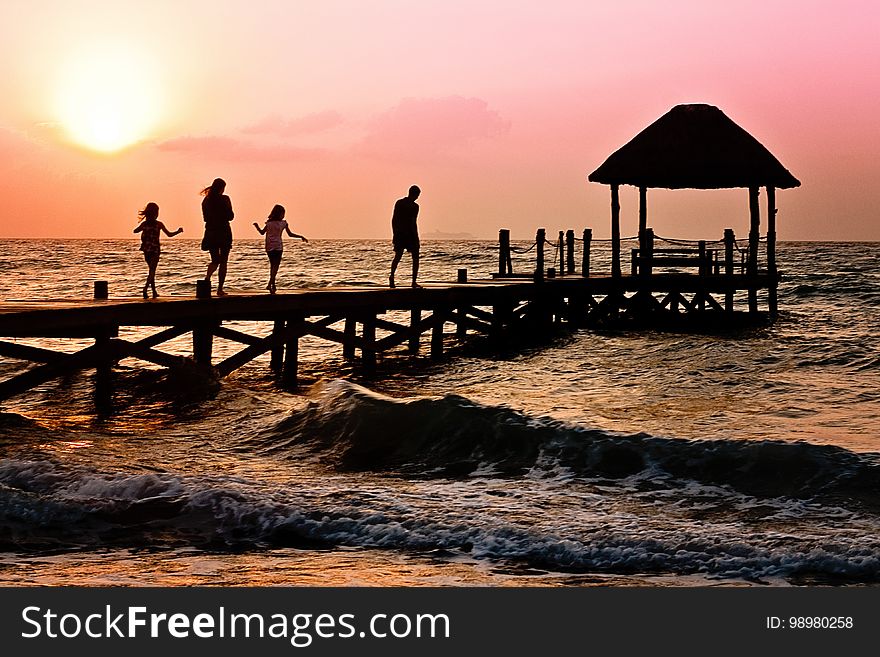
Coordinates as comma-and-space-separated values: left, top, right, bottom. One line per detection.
55, 43, 162, 153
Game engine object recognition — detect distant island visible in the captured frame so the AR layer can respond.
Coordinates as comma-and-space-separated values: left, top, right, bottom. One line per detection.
422, 229, 477, 240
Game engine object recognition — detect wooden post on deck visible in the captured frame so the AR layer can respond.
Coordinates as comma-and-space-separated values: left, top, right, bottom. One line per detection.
535, 228, 546, 282
611, 185, 621, 278
582, 229, 592, 277
724, 229, 735, 313
270, 319, 285, 371
498, 229, 511, 276
566, 230, 575, 274
767, 186, 778, 316
557, 231, 564, 276
748, 186, 761, 313
282, 314, 302, 385
94, 281, 109, 300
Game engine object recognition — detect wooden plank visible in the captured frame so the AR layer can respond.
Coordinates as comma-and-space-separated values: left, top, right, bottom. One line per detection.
136, 325, 192, 349
0, 340, 67, 363
114, 339, 197, 371
0, 344, 104, 402
213, 325, 266, 346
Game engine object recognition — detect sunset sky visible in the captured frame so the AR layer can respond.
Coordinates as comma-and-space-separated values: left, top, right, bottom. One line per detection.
0, 0, 877, 240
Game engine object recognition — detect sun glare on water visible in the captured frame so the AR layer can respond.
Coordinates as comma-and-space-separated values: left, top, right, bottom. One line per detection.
55, 44, 162, 153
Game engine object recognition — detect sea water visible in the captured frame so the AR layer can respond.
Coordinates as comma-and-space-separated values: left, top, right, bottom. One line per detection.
0, 239, 878, 586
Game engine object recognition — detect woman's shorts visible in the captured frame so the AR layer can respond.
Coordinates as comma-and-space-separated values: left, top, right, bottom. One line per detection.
267, 250, 283, 265
207, 245, 231, 264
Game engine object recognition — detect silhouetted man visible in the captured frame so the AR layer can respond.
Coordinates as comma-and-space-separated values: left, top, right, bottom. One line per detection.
389, 185, 421, 288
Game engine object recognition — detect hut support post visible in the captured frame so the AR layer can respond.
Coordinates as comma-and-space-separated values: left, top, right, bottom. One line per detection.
498, 229, 511, 276
566, 230, 575, 274
748, 186, 761, 313
724, 229, 735, 312
640, 228, 654, 278
767, 186, 778, 316
535, 229, 545, 282
638, 186, 647, 236
611, 185, 621, 278
582, 229, 592, 277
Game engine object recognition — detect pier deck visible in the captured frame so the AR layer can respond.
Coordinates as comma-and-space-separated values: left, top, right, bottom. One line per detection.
0, 271, 773, 404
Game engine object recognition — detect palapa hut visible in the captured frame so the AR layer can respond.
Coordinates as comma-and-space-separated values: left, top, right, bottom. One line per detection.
588, 103, 799, 315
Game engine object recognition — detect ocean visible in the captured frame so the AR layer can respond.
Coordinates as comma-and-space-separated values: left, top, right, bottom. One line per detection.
0, 238, 878, 586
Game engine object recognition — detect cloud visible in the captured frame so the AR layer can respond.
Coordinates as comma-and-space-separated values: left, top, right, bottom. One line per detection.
356, 96, 509, 160
241, 111, 344, 136
156, 135, 323, 162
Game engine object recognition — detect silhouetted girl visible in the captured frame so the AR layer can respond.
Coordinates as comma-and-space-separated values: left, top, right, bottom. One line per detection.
253, 204, 308, 294
200, 177, 234, 296
133, 202, 183, 298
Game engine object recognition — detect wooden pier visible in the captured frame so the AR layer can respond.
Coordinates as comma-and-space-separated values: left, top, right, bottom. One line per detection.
0, 234, 776, 405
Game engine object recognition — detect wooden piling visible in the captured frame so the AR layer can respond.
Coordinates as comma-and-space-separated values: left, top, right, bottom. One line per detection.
282, 314, 303, 385
431, 308, 445, 359
566, 230, 575, 274
582, 229, 592, 277
270, 319, 285, 371
724, 229, 735, 312
498, 229, 511, 276
362, 313, 376, 370
193, 322, 214, 366
196, 279, 211, 299
557, 231, 565, 276
94, 281, 108, 300
535, 228, 546, 282
409, 308, 420, 354
343, 317, 356, 358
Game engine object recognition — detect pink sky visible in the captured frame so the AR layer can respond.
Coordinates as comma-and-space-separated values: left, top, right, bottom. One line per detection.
0, 0, 878, 240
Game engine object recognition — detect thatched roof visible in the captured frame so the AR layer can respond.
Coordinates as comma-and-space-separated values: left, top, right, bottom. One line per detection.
588, 104, 800, 189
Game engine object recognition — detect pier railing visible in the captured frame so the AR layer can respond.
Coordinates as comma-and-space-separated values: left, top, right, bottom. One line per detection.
495, 226, 765, 282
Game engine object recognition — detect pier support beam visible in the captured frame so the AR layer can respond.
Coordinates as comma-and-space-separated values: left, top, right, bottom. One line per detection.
362, 313, 376, 370
431, 308, 446, 359
409, 308, 421, 354
343, 317, 356, 359
270, 319, 285, 371
282, 314, 302, 385
193, 322, 215, 366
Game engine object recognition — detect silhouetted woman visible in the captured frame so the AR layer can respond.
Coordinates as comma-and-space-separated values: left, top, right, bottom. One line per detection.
200, 177, 234, 296
134, 202, 183, 298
